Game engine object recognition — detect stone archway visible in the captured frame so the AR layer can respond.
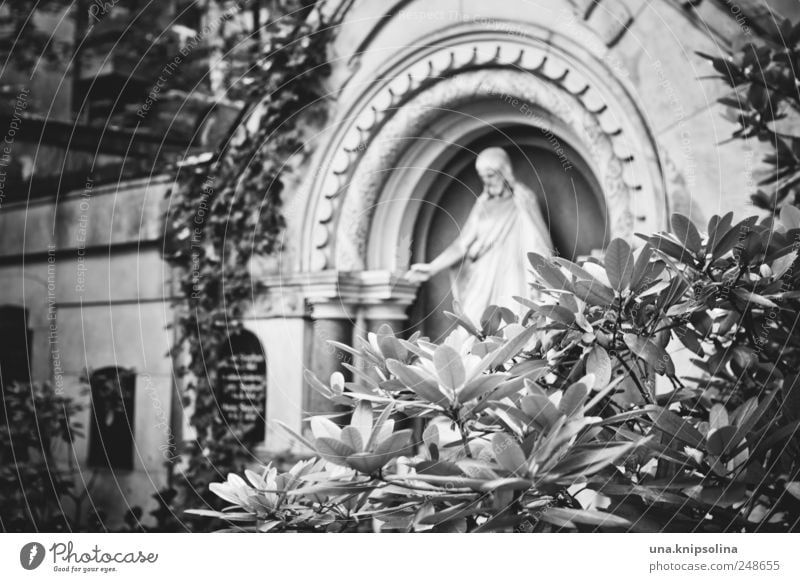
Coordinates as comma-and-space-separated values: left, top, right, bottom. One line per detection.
302, 30, 668, 273
256, 24, 669, 452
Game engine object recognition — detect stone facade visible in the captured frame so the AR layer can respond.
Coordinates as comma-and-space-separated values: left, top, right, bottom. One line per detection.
249, 0, 795, 451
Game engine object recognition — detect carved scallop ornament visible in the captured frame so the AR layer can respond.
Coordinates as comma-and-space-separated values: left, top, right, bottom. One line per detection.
307, 37, 664, 271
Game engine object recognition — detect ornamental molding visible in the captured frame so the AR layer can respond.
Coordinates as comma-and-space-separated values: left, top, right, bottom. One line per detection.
305, 34, 665, 271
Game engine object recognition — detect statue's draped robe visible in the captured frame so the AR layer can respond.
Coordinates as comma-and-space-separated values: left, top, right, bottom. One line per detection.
449, 185, 552, 324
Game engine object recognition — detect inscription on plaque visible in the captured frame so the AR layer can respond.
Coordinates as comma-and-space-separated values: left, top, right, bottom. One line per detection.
216, 331, 266, 444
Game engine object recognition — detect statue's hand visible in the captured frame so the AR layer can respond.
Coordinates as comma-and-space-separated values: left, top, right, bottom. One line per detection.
406, 263, 433, 283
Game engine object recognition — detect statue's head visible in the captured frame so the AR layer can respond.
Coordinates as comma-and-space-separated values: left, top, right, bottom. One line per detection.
475, 147, 515, 197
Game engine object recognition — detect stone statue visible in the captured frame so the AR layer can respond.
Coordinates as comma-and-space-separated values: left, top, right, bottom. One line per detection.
406, 147, 554, 325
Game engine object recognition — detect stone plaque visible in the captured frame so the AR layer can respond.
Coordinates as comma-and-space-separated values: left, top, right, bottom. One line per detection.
216, 330, 266, 444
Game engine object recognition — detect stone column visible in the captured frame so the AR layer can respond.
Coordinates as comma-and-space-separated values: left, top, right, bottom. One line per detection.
251, 270, 420, 447
302, 272, 363, 432
358, 271, 420, 338
306, 300, 356, 418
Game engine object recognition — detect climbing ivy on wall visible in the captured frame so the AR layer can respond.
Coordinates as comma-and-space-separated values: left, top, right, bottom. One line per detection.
161, 0, 351, 526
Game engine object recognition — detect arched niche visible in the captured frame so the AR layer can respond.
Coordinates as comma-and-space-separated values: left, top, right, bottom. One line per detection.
367, 98, 608, 273
302, 32, 667, 273
88, 366, 136, 471
215, 329, 267, 447
0, 305, 31, 387
405, 123, 607, 341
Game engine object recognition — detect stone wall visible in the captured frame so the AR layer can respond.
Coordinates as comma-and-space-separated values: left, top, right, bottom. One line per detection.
0, 176, 176, 527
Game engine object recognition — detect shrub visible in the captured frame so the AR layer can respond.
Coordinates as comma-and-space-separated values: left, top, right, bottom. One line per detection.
0, 382, 83, 531
700, 20, 800, 212
191, 210, 800, 532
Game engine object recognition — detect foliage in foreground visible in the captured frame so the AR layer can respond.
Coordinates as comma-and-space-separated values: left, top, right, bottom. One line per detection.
701, 19, 800, 212
0, 382, 82, 531
193, 210, 800, 532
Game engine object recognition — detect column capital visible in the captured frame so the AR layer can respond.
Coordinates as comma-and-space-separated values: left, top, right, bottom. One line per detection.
258, 270, 420, 320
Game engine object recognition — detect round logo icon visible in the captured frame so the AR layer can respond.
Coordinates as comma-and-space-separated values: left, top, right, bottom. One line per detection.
20, 542, 46, 570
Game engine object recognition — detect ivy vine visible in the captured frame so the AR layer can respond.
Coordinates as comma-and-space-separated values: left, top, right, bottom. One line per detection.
162, 0, 351, 525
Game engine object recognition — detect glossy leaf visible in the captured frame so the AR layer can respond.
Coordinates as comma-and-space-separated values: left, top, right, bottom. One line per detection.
623, 333, 675, 375
648, 408, 704, 448
386, 360, 450, 407
433, 344, 466, 394
492, 433, 528, 476
671, 213, 702, 254
604, 238, 635, 291
586, 346, 612, 389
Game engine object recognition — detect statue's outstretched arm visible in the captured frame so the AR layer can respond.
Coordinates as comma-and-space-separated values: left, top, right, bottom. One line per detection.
405, 200, 482, 283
